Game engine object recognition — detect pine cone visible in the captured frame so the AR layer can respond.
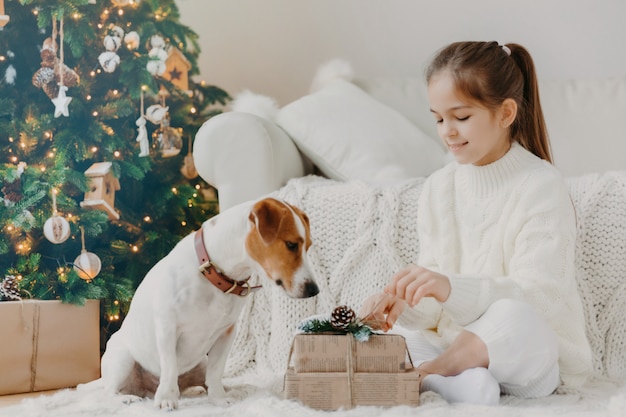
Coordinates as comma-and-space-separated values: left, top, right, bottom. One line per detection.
330, 305, 356, 330
1, 275, 21, 301
1, 179, 22, 203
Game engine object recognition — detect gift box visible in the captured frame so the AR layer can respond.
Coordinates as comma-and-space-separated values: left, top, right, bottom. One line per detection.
291, 333, 409, 373
0, 299, 101, 395
284, 367, 421, 410
284, 333, 421, 410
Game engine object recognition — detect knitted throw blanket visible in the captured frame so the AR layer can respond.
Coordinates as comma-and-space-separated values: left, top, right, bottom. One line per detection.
224, 172, 626, 383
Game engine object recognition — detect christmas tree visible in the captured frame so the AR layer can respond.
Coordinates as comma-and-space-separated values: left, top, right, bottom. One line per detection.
0, 0, 229, 342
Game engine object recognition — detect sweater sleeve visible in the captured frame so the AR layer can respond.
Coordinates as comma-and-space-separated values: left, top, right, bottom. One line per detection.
397, 176, 444, 330
441, 172, 578, 327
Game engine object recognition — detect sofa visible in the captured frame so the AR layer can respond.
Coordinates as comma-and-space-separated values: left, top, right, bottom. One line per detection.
5, 65, 625, 417
189, 63, 626, 416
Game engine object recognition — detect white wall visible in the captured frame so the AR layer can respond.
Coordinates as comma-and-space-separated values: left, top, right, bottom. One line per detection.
177, 0, 626, 175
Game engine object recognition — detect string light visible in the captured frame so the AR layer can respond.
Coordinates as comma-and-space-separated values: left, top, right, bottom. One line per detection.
143, 216, 151, 222
172, 187, 178, 194
131, 245, 139, 252
190, 107, 197, 114
114, 150, 121, 158
91, 146, 98, 153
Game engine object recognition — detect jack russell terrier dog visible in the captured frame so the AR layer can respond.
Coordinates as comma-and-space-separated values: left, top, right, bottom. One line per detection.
101, 197, 319, 410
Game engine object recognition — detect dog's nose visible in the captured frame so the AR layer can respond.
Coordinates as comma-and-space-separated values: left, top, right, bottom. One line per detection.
303, 281, 319, 298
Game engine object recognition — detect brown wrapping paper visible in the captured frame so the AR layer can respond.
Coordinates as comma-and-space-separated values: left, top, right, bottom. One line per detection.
291, 333, 409, 373
284, 333, 421, 410
0, 300, 101, 395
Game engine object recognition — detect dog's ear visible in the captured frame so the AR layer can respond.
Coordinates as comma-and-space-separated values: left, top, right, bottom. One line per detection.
249, 199, 286, 246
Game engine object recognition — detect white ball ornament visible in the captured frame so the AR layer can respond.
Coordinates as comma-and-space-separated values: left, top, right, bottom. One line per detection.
44, 189, 71, 244
43, 215, 71, 244
74, 226, 101, 280
74, 250, 102, 280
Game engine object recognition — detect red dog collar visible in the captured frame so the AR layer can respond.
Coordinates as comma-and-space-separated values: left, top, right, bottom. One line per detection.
194, 227, 262, 297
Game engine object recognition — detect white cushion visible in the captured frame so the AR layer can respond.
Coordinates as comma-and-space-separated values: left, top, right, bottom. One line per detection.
539, 77, 626, 176
276, 79, 445, 184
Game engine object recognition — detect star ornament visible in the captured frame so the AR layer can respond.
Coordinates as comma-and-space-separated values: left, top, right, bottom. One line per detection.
168, 66, 182, 80
52, 85, 72, 118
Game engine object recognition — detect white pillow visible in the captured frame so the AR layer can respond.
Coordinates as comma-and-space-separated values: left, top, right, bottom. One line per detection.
276, 79, 445, 184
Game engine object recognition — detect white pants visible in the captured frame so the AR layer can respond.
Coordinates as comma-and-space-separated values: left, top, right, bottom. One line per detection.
396, 299, 561, 399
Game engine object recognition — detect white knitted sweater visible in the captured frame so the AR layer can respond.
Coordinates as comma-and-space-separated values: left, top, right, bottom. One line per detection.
224, 168, 626, 387
398, 143, 592, 387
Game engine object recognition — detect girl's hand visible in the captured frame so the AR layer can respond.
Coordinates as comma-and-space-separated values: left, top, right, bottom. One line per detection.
359, 292, 406, 332
385, 264, 451, 307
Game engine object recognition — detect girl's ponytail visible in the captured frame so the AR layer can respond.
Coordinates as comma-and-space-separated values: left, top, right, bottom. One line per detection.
508, 44, 552, 163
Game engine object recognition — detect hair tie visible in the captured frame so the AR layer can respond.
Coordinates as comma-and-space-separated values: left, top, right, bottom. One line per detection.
500, 43, 511, 56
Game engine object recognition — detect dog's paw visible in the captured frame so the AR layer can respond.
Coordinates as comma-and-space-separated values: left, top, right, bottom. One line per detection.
181, 385, 207, 398
154, 386, 180, 411
120, 394, 143, 405
209, 395, 234, 407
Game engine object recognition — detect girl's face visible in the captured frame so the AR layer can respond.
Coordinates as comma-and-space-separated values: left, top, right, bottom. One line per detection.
428, 72, 514, 166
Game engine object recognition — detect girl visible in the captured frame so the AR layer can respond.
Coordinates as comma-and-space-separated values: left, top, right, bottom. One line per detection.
360, 41, 593, 405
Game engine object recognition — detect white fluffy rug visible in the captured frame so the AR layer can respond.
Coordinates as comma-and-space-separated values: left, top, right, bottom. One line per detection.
3, 376, 625, 417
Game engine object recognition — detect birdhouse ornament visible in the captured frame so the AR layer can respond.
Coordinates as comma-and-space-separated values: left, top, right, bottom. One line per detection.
0, 0, 10, 27
163, 46, 191, 91
80, 162, 121, 220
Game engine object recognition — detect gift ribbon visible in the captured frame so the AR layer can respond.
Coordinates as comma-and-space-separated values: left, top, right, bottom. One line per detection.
18, 301, 42, 392
29, 302, 40, 391
345, 334, 355, 407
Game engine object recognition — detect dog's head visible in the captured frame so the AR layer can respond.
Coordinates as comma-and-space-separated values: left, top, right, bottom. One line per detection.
246, 198, 319, 299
